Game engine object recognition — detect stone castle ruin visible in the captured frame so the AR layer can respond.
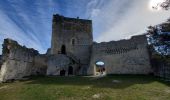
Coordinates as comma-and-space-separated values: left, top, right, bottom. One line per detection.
0, 14, 152, 82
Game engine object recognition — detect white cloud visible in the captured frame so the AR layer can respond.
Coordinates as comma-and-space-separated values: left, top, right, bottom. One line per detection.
91, 9, 100, 18
0, 10, 46, 54
1, 0, 170, 54
89, 0, 170, 42
0, 0, 55, 54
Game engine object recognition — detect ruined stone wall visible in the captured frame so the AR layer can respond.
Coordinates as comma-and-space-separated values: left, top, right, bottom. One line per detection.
51, 14, 93, 68
33, 54, 47, 75
0, 39, 47, 82
47, 54, 81, 76
47, 54, 70, 75
88, 35, 152, 75
0, 55, 2, 69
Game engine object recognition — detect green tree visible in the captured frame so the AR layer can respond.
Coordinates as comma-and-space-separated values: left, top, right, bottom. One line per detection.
147, 19, 170, 56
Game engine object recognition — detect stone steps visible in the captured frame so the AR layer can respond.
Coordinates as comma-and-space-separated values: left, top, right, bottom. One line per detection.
66, 52, 80, 64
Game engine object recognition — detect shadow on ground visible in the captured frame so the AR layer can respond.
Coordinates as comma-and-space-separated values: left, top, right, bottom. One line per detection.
24, 75, 170, 89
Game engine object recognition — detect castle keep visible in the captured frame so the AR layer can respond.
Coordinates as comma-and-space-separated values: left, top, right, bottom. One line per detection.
0, 14, 151, 82
48, 14, 93, 75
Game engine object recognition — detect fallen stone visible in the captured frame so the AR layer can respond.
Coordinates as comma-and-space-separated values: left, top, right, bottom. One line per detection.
0, 85, 8, 90
165, 89, 170, 93
92, 94, 100, 99
82, 86, 91, 90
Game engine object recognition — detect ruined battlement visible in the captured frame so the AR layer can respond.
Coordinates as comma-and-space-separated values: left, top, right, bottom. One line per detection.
0, 38, 46, 82
92, 35, 148, 55
94, 35, 147, 47
52, 14, 92, 34
2, 38, 39, 57
88, 34, 151, 75
53, 14, 92, 23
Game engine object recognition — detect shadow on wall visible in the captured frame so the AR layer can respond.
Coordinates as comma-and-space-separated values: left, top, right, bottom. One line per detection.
25, 75, 170, 89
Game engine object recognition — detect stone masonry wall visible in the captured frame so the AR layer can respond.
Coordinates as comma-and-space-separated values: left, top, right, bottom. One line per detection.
51, 14, 93, 67
0, 39, 47, 82
47, 54, 71, 76
0, 55, 2, 69
33, 54, 47, 75
88, 35, 152, 75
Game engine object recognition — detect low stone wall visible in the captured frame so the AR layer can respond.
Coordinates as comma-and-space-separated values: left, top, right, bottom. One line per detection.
88, 35, 152, 75
0, 39, 47, 82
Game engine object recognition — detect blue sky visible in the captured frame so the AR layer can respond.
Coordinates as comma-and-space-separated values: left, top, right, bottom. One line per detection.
0, 0, 170, 54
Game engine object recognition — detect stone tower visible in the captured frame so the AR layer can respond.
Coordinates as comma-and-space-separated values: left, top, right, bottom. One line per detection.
51, 14, 93, 74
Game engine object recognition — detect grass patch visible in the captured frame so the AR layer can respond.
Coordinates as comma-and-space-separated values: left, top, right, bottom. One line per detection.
0, 75, 170, 100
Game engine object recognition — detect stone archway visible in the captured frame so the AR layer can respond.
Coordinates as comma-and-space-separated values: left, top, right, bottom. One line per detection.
95, 61, 106, 76
61, 45, 66, 54
68, 66, 73, 75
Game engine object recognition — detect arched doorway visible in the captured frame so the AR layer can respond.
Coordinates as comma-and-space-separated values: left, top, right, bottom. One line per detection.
60, 70, 66, 76
71, 39, 75, 45
68, 66, 73, 75
61, 45, 66, 54
95, 61, 106, 76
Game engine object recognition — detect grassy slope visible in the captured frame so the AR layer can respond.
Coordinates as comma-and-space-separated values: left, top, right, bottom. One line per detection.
0, 75, 170, 100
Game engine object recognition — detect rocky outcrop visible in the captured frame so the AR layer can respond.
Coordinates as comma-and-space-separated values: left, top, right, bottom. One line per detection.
0, 39, 47, 82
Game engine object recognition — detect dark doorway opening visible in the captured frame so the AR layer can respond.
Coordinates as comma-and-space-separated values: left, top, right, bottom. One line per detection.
72, 39, 75, 45
61, 45, 66, 54
68, 66, 73, 75
60, 70, 66, 76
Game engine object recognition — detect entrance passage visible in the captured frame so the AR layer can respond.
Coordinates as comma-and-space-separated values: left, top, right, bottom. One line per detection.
68, 66, 73, 75
60, 70, 66, 76
95, 61, 106, 76
61, 45, 66, 54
